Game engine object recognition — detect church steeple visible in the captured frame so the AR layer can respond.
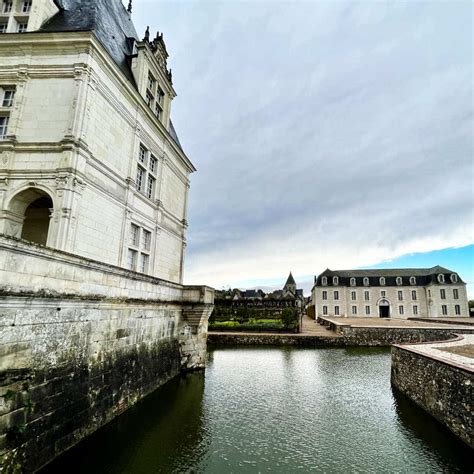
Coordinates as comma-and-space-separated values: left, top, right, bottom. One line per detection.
283, 272, 297, 297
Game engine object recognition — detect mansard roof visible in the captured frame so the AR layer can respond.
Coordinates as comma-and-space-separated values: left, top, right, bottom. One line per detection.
315, 266, 464, 287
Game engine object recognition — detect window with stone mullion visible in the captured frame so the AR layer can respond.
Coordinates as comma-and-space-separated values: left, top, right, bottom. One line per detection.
136, 145, 158, 200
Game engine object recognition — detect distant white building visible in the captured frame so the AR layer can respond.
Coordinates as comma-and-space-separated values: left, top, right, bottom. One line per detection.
312, 266, 469, 319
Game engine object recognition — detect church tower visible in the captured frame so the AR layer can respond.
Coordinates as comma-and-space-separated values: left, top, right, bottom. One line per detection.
283, 272, 297, 297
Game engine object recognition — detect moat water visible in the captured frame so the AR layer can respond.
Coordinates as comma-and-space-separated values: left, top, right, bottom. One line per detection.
43, 347, 473, 473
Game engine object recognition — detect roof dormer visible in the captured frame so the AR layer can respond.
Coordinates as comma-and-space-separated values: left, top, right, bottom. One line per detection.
131, 26, 176, 131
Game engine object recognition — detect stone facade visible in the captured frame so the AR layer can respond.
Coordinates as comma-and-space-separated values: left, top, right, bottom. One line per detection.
0, 2, 214, 471
391, 338, 473, 448
312, 266, 468, 319
0, 235, 213, 472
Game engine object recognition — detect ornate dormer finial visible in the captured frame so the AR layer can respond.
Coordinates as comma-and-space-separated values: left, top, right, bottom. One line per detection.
127, 0, 132, 13
144, 26, 150, 42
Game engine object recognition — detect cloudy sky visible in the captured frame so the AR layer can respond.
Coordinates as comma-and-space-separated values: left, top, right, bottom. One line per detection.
130, 0, 473, 295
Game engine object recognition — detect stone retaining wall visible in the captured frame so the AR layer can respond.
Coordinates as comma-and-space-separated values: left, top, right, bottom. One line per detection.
0, 236, 214, 472
391, 342, 473, 448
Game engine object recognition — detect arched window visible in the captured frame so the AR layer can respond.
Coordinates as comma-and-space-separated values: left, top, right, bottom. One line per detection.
363, 277, 369, 287
438, 274, 445, 284
379, 277, 386, 286
450, 274, 458, 283
333, 276, 339, 286
321, 277, 327, 286
396, 277, 402, 286
350, 277, 356, 287
409, 276, 416, 286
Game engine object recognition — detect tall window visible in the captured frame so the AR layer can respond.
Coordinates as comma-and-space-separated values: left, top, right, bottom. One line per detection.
127, 223, 152, 273
453, 289, 459, 299
351, 291, 356, 301
334, 291, 339, 300
413, 305, 418, 315
441, 305, 447, 316
440, 289, 446, 300
398, 291, 403, 301
322, 291, 327, 300
323, 306, 328, 315
2, 1, 12, 13
365, 305, 370, 315
145, 70, 165, 123
381, 290, 386, 297
352, 306, 357, 315
334, 306, 339, 316
411, 290, 417, 301
18, 22, 28, 32
399, 305, 404, 315
135, 145, 158, 199
0, 23, 7, 33
2, 89, 15, 107
364, 291, 369, 301
0, 116, 8, 139
455, 305, 460, 315
22, 1, 32, 12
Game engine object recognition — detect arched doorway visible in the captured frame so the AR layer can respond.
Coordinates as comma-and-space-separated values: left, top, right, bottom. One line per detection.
379, 299, 390, 318
21, 196, 53, 245
5, 188, 54, 246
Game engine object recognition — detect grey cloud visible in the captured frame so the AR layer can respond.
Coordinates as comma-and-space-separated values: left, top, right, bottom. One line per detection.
132, 1, 473, 286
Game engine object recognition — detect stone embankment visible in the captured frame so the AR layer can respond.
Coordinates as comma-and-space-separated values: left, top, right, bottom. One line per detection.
0, 236, 214, 473
391, 335, 473, 448
209, 315, 474, 346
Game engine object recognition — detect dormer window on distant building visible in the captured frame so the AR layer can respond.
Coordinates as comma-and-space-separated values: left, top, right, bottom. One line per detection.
363, 277, 369, 286
22, 0, 32, 13
3, 1, 12, 13
380, 277, 386, 286
396, 277, 402, 286
333, 276, 339, 286
350, 278, 356, 287
321, 277, 327, 286
438, 274, 445, 284
450, 273, 458, 283
409, 276, 416, 285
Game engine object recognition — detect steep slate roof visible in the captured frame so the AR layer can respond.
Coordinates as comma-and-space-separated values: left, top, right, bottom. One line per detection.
285, 272, 296, 286
40, 0, 184, 151
42, 0, 138, 84
315, 266, 464, 287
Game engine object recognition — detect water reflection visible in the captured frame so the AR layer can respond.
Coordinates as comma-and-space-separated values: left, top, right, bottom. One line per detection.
41, 372, 207, 474
42, 347, 473, 473
392, 387, 473, 470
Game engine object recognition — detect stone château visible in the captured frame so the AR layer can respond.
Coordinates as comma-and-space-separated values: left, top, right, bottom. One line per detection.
0, 1, 213, 471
